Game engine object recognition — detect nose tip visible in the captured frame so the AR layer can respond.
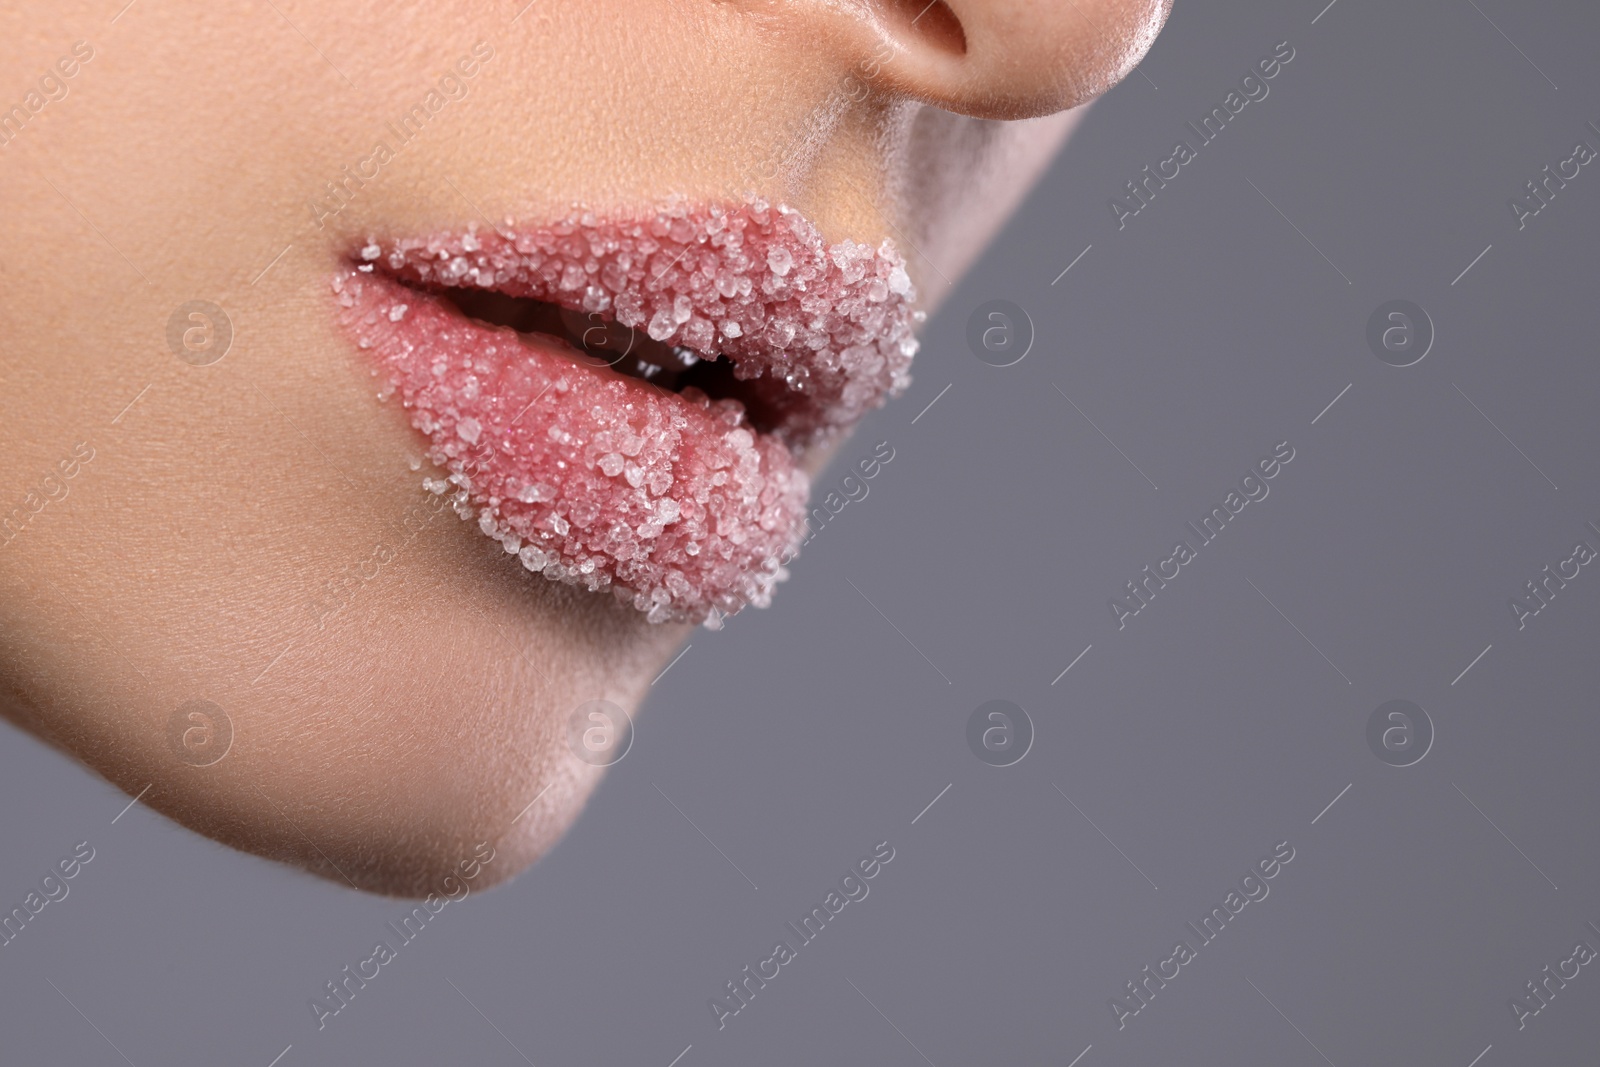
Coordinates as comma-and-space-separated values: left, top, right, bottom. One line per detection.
867, 0, 1172, 119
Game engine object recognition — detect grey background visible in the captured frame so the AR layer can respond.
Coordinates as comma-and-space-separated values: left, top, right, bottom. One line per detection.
4, 0, 1599, 1063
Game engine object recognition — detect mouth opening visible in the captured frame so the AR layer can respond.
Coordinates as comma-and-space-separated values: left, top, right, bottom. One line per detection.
336, 201, 922, 625
347, 202, 920, 459
397, 278, 793, 440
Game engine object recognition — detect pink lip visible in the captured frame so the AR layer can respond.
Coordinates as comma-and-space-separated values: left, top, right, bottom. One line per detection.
334, 198, 920, 626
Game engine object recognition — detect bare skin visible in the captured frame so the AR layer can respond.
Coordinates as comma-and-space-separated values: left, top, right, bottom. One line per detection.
0, 0, 1170, 895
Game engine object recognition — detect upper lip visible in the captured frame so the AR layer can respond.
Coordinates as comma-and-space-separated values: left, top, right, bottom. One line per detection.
352, 197, 921, 451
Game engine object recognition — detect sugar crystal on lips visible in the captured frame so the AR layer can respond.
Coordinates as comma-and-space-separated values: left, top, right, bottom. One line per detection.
335, 198, 920, 626
378, 197, 916, 447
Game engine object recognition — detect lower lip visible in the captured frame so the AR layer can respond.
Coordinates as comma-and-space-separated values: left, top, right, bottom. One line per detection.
335, 266, 810, 626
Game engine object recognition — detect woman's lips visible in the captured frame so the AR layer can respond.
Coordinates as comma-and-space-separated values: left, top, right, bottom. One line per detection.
334, 198, 921, 626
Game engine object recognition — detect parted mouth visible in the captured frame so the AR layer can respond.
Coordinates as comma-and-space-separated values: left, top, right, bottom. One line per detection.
414, 283, 794, 439
353, 197, 921, 452
335, 198, 921, 626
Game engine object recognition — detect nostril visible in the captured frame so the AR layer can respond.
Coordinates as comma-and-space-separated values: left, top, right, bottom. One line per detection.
881, 0, 967, 56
